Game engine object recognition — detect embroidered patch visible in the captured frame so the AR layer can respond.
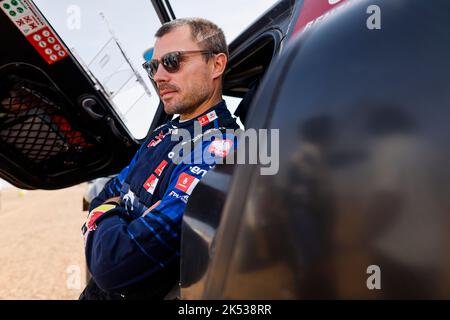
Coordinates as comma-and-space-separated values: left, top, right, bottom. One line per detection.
197, 110, 218, 126
148, 131, 166, 148
175, 172, 200, 195
86, 204, 116, 232
208, 139, 233, 157
154, 160, 168, 176
143, 174, 159, 194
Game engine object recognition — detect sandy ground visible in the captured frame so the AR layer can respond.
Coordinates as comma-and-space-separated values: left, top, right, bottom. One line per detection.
0, 184, 88, 300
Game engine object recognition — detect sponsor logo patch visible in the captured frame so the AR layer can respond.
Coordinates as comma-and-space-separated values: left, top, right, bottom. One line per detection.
143, 174, 159, 194
190, 166, 208, 177
168, 190, 190, 204
86, 204, 116, 232
208, 139, 233, 158
148, 131, 166, 148
197, 111, 218, 126
175, 172, 199, 195
154, 160, 168, 176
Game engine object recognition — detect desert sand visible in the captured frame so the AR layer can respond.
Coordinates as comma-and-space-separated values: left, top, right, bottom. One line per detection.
0, 184, 88, 300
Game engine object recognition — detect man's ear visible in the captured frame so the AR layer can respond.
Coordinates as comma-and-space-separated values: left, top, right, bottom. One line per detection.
211, 53, 227, 80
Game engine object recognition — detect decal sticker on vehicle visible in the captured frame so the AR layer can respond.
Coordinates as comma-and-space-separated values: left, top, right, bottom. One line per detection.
0, 0, 69, 64
293, 0, 349, 35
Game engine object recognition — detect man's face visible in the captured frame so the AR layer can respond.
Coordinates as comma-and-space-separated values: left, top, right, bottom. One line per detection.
152, 25, 214, 116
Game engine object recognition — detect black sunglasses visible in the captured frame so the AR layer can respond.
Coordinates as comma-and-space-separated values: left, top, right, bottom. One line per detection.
142, 50, 214, 79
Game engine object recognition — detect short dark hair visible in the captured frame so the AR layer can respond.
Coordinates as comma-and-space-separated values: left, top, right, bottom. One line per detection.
155, 18, 228, 60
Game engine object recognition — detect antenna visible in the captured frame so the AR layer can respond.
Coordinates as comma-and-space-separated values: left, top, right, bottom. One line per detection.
99, 12, 152, 97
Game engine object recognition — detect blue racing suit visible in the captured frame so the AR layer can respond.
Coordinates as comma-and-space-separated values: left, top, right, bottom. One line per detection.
81, 100, 239, 297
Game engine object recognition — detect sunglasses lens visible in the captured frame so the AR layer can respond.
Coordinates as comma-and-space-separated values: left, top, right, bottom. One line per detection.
163, 52, 180, 73
148, 60, 159, 79
145, 52, 183, 78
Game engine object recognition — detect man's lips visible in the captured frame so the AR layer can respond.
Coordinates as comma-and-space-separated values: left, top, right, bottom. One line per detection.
159, 90, 177, 98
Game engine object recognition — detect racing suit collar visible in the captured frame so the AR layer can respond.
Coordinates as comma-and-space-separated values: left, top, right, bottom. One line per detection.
170, 99, 229, 128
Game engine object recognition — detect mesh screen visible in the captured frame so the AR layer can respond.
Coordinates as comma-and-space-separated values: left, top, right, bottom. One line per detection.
0, 79, 93, 164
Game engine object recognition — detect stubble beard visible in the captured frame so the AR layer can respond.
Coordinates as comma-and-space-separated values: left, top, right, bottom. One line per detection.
164, 80, 211, 117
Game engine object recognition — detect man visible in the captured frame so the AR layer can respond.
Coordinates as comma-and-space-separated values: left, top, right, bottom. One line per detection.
79, 18, 239, 299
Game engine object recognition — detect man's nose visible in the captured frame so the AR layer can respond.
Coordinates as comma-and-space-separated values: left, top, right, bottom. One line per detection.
152, 63, 170, 83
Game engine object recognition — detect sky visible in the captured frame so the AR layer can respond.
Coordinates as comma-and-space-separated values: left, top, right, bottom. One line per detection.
31, 0, 280, 139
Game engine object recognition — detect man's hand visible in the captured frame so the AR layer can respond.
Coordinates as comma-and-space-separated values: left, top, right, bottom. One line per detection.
142, 200, 161, 217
